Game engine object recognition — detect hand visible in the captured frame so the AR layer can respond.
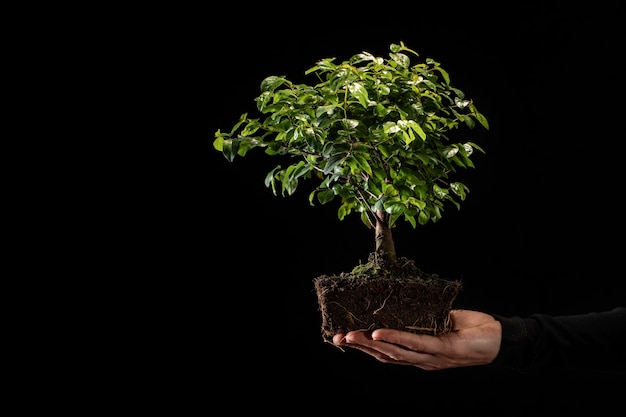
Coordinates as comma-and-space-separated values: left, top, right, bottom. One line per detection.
332, 309, 502, 371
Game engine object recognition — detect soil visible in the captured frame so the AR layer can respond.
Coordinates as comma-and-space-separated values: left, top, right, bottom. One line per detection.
313, 253, 462, 344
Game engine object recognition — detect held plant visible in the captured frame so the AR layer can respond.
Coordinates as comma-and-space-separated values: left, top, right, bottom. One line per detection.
214, 41, 489, 341
214, 41, 488, 265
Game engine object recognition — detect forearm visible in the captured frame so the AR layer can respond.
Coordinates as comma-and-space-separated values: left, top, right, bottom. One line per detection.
490, 307, 626, 373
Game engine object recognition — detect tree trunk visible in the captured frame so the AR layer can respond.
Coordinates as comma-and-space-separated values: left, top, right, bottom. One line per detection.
374, 210, 396, 265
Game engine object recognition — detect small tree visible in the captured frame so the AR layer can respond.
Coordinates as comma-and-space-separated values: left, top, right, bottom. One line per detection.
214, 41, 488, 266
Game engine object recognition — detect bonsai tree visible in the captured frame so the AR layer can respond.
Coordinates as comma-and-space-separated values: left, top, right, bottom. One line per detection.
214, 41, 489, 341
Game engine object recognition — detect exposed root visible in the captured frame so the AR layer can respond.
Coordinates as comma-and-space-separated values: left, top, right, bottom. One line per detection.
329, 301, 367, 324
405, 326, 437, 332
372, 290, 392, 315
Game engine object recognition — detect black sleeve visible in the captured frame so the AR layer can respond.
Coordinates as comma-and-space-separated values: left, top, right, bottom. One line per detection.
489, 307, 626, 374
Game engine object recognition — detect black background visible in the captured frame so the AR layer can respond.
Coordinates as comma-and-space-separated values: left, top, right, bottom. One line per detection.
144, 2, 625, 414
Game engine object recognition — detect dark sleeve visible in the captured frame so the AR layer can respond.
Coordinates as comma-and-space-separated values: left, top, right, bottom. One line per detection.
489, 307, 626, 374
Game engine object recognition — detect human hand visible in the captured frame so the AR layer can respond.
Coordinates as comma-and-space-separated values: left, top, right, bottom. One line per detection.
332, 309, 502, 371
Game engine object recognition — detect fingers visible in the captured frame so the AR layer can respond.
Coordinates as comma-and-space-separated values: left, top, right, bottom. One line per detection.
341, 332, 417, 366
370, 328, 445, 355
332, 333, 346, 345
340, 330, 442, 370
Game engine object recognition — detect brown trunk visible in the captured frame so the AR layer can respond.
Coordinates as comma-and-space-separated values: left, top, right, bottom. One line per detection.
374, 210, 396, 265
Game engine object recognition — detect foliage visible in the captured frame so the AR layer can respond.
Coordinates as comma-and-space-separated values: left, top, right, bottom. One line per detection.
214, 41, 489, 231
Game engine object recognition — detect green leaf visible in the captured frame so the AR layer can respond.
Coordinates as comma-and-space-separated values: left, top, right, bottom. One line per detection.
337, 204, 348, 221
389, 52, 410, 68
260, 76, 289, 93
213, 135, 224, 152
281, 165, 299, 195
222, 139, 238, 162
474, 110, 490, 130
352, 153, 373, 176
407, 120, 426, 141
317, 189, 335, 204
433, 66, 450, 85
386, 202, 405, 215
349, 82, 369, 108
383, 121, 400, 135
433, 184, 448, 199
323, 153, 344, 175
407, 197, 426, 210
360, 211, 374, 228
264, 166, 282, 195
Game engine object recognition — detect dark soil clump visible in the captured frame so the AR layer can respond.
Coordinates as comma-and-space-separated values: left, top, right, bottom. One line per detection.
313, 254, 461, 343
